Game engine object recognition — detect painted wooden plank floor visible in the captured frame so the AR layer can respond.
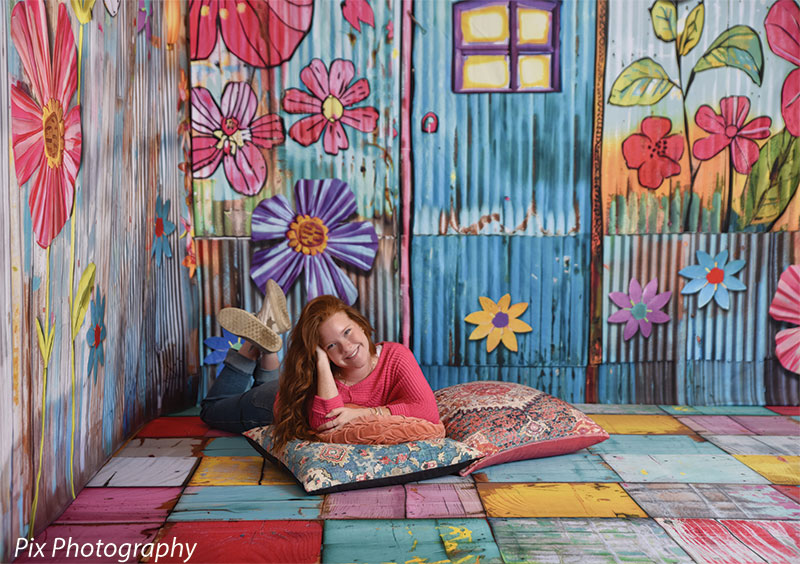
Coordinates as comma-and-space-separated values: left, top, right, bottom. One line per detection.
704, 434, 800, 456
85, 457, 199, 487
572, 403, 666, 415
600, 454, 771, 484
774, 485, 800, 503
621, 483, 800, 519
169, 485, 322, 521
489, 518, 693, 564
405, 483, 485, 518
769, 406, 800, 416
734, 455, 800, 484
54, 487, 182, 524
202, 436, 260, 457
660, 405, 777, 416
476, 483, 647, 518
657, 518, 800, 564
472, 452, 621, 483
114, 437, 206, 457
188, 456, 265, 486
152, 520, 323, 563
730, 415, 800, 435
587, 414, 695, 434
320, 485, 407, 519
677, 415, 753, 435
588, 434, 725, 455
12, 523, 159, 563
136, 416, 211, 437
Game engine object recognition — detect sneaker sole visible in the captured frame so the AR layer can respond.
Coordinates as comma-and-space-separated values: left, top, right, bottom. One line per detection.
217, 308, 282, 353
265, 279, 291, 334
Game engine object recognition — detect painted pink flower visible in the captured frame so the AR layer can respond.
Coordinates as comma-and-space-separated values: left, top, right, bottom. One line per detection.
10, 0, 82, 249
188, 0, 313, 67
621, 117, 684, 189
608, 278, 672, 341
191, 81, 285, 196
283, 59, 379, 155
342, 0, 374, 32
765, 0, 800, 136
769, 265, 800, 375
692, 96, 772, 175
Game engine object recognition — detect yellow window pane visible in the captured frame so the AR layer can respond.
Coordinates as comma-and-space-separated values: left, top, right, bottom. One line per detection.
518, 54, 551, 89
518, 7, 551, 45
462, 55, 510, 89
461, 5, 509, 44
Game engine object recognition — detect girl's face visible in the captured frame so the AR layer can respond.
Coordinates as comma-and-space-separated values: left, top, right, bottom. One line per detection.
317, 311, 371, 371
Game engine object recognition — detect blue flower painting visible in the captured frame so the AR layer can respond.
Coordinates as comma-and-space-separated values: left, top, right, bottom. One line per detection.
679, 250, 746, 310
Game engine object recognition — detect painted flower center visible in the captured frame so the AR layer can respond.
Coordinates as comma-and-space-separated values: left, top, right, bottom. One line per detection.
155, 217, 164, 237
492, 312, 509, 328
222, 117, 240, 136
725, 125, 739, 138
706, 267, 725, 285
93, 324, 102, 347
42, 99, 65, 169
631, 302, 648, 320
214, 124, 245, 155
647, 138, 669, 159
287, 215, 329, 256
322, 95, 344, 123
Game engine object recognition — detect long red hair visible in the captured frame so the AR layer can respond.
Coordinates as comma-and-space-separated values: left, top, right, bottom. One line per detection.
271, 295, 377, 451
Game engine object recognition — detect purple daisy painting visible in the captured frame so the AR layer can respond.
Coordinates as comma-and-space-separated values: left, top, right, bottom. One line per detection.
608, 278, 672, 341
249, 179, 378, 305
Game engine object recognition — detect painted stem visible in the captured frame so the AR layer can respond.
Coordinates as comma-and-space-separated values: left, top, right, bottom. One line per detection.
725, 150, 735, 232
29, 247, 51, 538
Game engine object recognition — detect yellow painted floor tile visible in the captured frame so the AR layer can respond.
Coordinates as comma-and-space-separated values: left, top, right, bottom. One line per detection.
476, 482, 647, 518
588, 414, 694, 435
261, 460, 296, 485
188, 456, 264, 486
733, 455, 800, 485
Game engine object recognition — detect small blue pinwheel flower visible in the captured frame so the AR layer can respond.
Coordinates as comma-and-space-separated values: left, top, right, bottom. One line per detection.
203, 328, 243, 376
679, 249, 746, 310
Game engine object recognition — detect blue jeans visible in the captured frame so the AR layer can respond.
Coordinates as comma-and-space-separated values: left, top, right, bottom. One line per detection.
200, 349, 280, 433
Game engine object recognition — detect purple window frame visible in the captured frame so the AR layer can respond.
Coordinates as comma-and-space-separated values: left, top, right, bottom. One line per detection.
452, 0, 561, 93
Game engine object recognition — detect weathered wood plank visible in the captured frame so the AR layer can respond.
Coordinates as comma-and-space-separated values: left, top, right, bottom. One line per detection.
405, 483, 484, 518
773, 485, 800, 504
136, 417, 210, 438
153, 520, 323, 563
661, 406, 776, 416
476, 483, 647, 518
188, 456, 264, 486
720, 520, 800, 564
472, 452, 621, 483
86, 457, 199, 488
588, 435, 723, 455
12, 523, 159, 563
115, 438, 206, 458
730, 416, 800, 435
601, 454, 770, 484
705, 435, 800, 456
677, 416, 753, 435
767, 407, 800, 417
169, 485, 322, 521
572, 404, 667, 415
202, 437, 259, 457
622, 483, 800, 519
54, 487, 182, 524
259, 460, 296, 486
489, 517, 693, 564
588, 415, 693, 434
733, 455, 800, 485
436, 518, 504, 563
320, 486, 406, 519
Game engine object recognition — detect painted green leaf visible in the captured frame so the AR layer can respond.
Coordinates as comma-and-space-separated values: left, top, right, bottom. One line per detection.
651, 0, 677, 42
739, 129, 800, 228
691, 26, 763, 87
677, 3, 704, 55
71, 263, 96, 340
609, 58, 675, 106
36, 318, 53, 365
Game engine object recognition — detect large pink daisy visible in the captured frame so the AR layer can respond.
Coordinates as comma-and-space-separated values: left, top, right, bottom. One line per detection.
10, 0, 82, 249
770, 265, 800, 375
282, 59, 379, 156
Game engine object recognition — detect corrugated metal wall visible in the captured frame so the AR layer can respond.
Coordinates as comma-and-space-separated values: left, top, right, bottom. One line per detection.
1, 1, 198, 559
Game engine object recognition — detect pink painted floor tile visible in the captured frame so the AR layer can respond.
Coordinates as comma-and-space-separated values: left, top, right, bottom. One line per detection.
730, 415, 800, 436
677, 416, 752, 435
320, 485, 405, 519
136, 417, 210, 438
55, 488, 182, 524
405, 483, 485, 518
13, 523, 159, 563
773, 485, 800, 504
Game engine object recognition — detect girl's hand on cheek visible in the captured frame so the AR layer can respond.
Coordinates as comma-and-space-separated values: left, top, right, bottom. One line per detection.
315, 346, 329, 369
317, 406, 369, 431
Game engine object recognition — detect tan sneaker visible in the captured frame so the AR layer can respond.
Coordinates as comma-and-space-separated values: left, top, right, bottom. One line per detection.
217, 280, 291, 353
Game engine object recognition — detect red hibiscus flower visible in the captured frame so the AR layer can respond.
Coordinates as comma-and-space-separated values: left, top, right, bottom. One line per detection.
188, 0, 313, 67
765, 0, 800, 136
692, 96, 771, 175
282, 59, 379, 155
621, 117, 684, 189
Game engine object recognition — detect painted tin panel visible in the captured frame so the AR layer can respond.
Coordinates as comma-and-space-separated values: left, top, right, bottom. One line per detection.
411, 0, 595, 236
412, 234, 589, 368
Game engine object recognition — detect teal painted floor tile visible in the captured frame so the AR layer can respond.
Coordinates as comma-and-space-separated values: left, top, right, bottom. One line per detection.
658, 406, 702, 415
473, 453, 621, 483
489, 518, 693, 563
602, 454, 770, 484
572, 404, 666, 415
202, 437, 260, 457
659, 406, 775, 416
168, 405, 202, 416
322, 519, 503, 563
588, 435, 725, 455
169, 485, 321, 521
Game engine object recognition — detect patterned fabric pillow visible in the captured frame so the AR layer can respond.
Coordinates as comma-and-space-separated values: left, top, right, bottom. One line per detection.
243, 425, 483, 494
434, 381, 609, 475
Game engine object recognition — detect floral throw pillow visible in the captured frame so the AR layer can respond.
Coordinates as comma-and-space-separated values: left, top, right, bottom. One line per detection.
434, 381, 609, 475
243, 425, 482, 494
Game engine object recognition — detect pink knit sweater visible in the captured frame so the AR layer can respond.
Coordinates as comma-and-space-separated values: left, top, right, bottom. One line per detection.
307, 342, 441, 430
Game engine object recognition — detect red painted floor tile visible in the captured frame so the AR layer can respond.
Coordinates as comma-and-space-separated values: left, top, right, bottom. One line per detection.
136, 417, 210, 438
55, 488, 182, 524
152, 520, 322, 563
13, 523, 159, 563
773, 485, 800, 504
767, 406, 800, 417
204, 428, 239, 438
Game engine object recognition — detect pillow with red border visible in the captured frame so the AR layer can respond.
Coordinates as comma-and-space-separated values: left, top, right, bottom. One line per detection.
434, 381, 609, 475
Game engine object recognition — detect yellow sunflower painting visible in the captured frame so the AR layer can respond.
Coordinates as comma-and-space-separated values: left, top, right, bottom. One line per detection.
465, 294, 532, 353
